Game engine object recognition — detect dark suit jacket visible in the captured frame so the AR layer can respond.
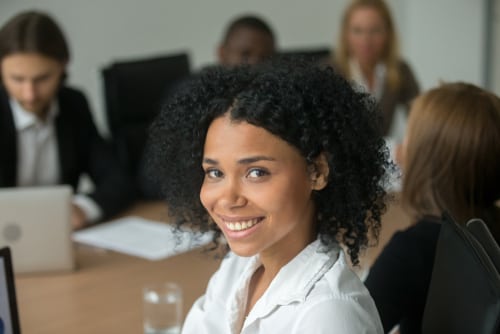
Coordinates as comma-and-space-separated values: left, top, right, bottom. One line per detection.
378, 60, 420, 136
0, 86, 134, 220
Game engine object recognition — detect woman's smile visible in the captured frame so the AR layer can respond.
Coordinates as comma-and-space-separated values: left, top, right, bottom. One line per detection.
218, 215, 265, 232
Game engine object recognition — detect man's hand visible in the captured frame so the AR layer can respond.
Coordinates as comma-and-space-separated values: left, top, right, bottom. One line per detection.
71, 204, 87, 230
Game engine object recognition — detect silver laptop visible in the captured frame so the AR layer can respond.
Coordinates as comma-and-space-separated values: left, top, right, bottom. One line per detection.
0, 186, 75, 274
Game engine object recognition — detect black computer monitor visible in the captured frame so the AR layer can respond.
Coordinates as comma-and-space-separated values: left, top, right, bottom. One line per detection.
0, 247, 21, 334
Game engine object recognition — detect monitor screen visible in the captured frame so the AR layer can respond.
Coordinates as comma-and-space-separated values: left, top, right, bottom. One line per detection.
0, 248, 20, 334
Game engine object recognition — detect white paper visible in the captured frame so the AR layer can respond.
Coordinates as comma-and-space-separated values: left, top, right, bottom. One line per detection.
72, 216, 213, 260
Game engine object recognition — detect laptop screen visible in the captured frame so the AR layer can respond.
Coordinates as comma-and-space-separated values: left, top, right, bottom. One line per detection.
0, 247, 21, 334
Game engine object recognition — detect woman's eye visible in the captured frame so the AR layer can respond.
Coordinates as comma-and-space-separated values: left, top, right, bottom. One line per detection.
350, 27, 363, 35
205, 169, 223, 179
247, 168, 269, 179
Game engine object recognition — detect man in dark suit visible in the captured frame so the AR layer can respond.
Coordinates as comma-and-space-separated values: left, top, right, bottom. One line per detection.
0, 11, 134, 228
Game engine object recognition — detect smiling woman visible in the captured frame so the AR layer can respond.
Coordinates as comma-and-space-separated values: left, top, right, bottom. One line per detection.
147, 59, 389, 333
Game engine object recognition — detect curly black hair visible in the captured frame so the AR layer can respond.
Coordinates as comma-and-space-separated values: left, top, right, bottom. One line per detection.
147, 59, 389, 265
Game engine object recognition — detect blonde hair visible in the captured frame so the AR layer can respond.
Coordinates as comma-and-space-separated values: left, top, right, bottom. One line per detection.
402, 82, 500, 226
334, 0, 401, 91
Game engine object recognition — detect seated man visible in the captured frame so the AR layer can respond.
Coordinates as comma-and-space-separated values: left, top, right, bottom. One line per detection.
0, 11, 135, 229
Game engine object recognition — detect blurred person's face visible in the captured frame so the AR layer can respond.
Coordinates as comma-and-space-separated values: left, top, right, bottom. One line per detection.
346, 6, 388, 67
200, 114, 326, 260
217, 27, 275, 66
1, 52, 64, 118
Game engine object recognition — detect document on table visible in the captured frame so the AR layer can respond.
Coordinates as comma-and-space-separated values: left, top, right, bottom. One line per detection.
72, 216, 213, 260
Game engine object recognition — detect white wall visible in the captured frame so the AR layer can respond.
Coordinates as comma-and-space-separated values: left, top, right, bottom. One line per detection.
404, 0, 486, 90
0, 0, 489, 135
493, 0, 500, 95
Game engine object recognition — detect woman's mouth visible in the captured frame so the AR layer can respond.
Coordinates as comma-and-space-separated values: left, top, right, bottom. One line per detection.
221, 217, 264, 231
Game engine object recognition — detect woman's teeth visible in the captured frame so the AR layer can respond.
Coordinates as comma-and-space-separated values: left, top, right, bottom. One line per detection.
225, 218, 262, 231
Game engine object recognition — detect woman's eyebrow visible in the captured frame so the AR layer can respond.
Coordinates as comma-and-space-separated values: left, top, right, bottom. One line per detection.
237, 156, 276, 164
202, 158, 218, 165
202, 156, 276, 165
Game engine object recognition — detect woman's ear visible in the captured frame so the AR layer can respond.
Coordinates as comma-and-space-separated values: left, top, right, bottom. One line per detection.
308, 153, 329, 191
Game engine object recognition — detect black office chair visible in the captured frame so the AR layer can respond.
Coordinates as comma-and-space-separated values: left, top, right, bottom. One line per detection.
276, 46, 331, 63
101, 53, 190, 197
422, 212, 500, 333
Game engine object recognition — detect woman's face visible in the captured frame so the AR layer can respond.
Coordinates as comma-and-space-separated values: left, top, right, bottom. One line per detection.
200, 114, 317, 260
1, 52, 64, 117
346, 6, 388, 67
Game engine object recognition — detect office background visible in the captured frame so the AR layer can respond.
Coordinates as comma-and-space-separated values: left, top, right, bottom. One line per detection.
1, 0, 499, 136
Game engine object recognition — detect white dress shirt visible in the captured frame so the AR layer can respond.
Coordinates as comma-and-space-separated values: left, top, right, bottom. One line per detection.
349, 59, 387, 101
10, 98, 102, 223
182, 239, 383, 334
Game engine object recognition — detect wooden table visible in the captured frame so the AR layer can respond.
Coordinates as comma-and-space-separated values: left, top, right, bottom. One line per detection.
15, 195, 411, 333
15, 202, 221, 334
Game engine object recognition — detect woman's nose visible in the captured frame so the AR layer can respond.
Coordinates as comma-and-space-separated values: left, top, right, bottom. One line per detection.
218, 180, 247, 209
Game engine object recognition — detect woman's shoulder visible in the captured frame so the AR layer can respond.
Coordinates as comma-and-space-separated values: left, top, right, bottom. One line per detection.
396, 59, 417, 77
298, 251, 383, 333
372, 217, 441, 270
396, 217, 442, 243
293, 296, 383, 333
313, 250, 373, 299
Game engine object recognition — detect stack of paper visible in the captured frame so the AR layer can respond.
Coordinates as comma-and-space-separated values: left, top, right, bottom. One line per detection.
72, 216, 213, 260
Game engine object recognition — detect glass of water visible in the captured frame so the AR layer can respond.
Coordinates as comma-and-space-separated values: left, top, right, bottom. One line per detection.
143, 282, 183, 334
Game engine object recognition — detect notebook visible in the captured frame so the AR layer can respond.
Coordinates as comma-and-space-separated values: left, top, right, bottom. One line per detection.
0, 247, 21, 334
0, 186, 75, 274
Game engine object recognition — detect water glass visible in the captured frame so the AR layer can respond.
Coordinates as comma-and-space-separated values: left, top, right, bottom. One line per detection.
143, 282, 183, 334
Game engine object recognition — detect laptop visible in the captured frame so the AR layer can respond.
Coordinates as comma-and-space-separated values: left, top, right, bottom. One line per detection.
0, 247, 21, 334
0, 186, 75, 274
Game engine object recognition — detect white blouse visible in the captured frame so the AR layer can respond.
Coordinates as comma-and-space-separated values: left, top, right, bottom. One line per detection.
349, 59, 387, 101
182, 239, 383, 334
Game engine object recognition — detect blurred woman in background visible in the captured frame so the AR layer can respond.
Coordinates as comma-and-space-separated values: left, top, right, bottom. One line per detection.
365, 82, 500, 333
333, 0, 420, 137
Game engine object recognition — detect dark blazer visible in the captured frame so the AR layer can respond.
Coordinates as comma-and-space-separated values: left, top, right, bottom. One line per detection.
0, 86, 134, 220
325, 58, 420, 136
378, 60, 420, 136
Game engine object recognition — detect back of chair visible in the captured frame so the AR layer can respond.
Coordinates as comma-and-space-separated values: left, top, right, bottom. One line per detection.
102, 53, 190, 188
276, 46, 331, 63
422, 212, 500, 334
